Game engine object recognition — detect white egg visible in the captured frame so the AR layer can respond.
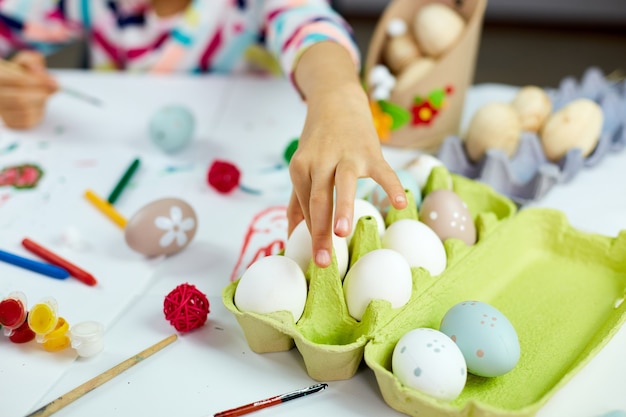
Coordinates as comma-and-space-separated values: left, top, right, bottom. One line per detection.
234, 255, 308, 322
382, 219, 447, 276
284, 220, 349, 279
392, 328, 467, 401
404, 153, 445, 190
343, 249, 413, 321
350, 198, 386, 243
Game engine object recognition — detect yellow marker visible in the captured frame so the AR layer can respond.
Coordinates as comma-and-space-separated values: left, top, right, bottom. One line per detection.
28, 298, 59, 342
43, 317, 71, 352
84, 189, 128, 229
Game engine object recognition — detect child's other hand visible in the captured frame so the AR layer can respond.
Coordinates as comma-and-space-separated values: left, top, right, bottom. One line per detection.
287, 79, 407, 269
0, 50, 58, 129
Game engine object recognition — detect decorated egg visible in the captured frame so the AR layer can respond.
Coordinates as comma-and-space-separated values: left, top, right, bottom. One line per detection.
234, 255, 308, 322
367, 169, 422, 218
382, 219, 447, 276
149, 105, 195, 153
392, 328, 467, 401
439, 300, 520, 377
419, 189, 476, 245
343, 248, 413, 321
284, 219, 349, 279
125, 198, 197, 257
349, 198, 386, 243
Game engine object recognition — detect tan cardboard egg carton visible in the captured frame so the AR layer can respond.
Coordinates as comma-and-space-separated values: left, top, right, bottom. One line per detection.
364, 0, 487, 152
223, 166, 626, 416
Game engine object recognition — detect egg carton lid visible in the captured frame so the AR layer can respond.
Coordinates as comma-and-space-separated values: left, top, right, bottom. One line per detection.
436, 67, 626, 205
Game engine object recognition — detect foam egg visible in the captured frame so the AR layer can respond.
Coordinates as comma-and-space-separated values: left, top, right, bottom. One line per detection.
367, 169, 422, 218
413, 3, 465, 57
382, 219, 447, 276
349, 198, 386, 243
540, 98, 603, 162
392, 328, 467, 401
284, 220, 349, 279
393, 58, 435, 94
234, 255, 308, 322
404, 153, 445, 190
510, 85, 552, 132
149, 104, 195, 153
419, 189, 476, 245
343, 249, 412, 321
440, 300, 520, 377
464, 102, 522, 162
125, 197, 197, 257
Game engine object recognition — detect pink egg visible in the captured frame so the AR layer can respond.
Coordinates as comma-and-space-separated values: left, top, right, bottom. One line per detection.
419, 189, 476, 245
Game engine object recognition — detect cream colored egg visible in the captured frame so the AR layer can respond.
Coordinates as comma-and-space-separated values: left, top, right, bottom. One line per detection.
540, 98, 603, 162
384, 33, 421, 75
124, 198, 197, 257
393, 58, 435, 94
464, 102, 522, 162
413, 3, 465, 57
234, 255, 308, 322
510, 86, 553, 132
284, 220, 349, 279
343, 248, 413, 321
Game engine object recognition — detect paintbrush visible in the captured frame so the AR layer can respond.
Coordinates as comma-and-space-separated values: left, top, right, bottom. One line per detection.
0, 58, 103, 107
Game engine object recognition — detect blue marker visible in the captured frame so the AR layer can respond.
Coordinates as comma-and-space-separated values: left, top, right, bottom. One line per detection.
0, 249, 70, 280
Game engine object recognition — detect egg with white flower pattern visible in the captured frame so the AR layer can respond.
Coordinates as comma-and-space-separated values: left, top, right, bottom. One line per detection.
125, 198, 197, 257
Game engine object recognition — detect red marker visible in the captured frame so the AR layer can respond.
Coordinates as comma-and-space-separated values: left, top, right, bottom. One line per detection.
21, 238, 97, 286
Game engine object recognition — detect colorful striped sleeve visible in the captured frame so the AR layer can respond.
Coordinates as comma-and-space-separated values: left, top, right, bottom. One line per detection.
261, 0, 361, 86
0, 0, 83, 57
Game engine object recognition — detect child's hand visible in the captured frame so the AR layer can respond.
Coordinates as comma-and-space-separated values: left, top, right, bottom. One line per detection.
289, 44, 407, 268
0, 51, 58, 129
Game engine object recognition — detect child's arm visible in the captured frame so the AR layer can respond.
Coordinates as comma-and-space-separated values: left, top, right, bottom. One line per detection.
262, 1, 407, 267
290, 41, 407, 268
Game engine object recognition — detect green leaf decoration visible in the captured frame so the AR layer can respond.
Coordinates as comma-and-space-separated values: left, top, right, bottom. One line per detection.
378, 100, 411, 130
428, 88, 446, 109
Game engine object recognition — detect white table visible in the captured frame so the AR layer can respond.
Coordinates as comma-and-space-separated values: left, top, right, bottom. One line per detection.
0, 71, 624, 417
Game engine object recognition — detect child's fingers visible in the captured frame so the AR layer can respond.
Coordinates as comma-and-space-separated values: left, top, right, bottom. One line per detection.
12, 50, 47, 74
370, 162, 408, 210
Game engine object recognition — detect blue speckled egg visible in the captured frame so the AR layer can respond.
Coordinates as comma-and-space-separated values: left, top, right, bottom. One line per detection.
367, 169, 422, 218
149, 105, 195, 153
439, 300, 520, 377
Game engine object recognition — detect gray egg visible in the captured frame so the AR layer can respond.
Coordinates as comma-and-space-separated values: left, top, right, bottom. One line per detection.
125, 198, 197, 257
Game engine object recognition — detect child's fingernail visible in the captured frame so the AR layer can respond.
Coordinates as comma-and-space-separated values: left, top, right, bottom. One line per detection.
335, 217, 350, 234
315, 250, 331, 267
395, 194, 407, 204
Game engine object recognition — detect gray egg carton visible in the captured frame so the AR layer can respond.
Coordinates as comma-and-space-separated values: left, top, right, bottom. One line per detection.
436, 67, 626, 205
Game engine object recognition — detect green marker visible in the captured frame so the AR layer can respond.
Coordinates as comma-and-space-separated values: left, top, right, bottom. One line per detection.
107, 158, 140, 204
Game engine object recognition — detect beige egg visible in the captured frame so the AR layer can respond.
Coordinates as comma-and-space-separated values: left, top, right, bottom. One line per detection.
125, 197, 197, 257
464, 102, 522, 162
383, 33, 421, 75
392, 58, 435, 94
420, 189, 475, 245
413, 3, 465, 57
511, 86, 553, 132
540, 98, 603, 162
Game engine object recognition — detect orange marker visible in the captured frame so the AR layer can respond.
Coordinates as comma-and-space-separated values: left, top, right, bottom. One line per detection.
22, 238, 97, 286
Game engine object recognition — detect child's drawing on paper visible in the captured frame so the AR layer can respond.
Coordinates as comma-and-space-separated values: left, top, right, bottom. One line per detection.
230, 206, 288, 281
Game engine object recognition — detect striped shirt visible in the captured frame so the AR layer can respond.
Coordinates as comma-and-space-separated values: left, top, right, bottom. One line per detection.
0, 0, 360, 84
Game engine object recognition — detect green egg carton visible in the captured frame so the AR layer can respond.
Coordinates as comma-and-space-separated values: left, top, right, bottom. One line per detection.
222, 167, 626, 416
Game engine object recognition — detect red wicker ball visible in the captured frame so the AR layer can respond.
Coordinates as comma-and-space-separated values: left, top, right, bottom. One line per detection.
163, 283, 210, 332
